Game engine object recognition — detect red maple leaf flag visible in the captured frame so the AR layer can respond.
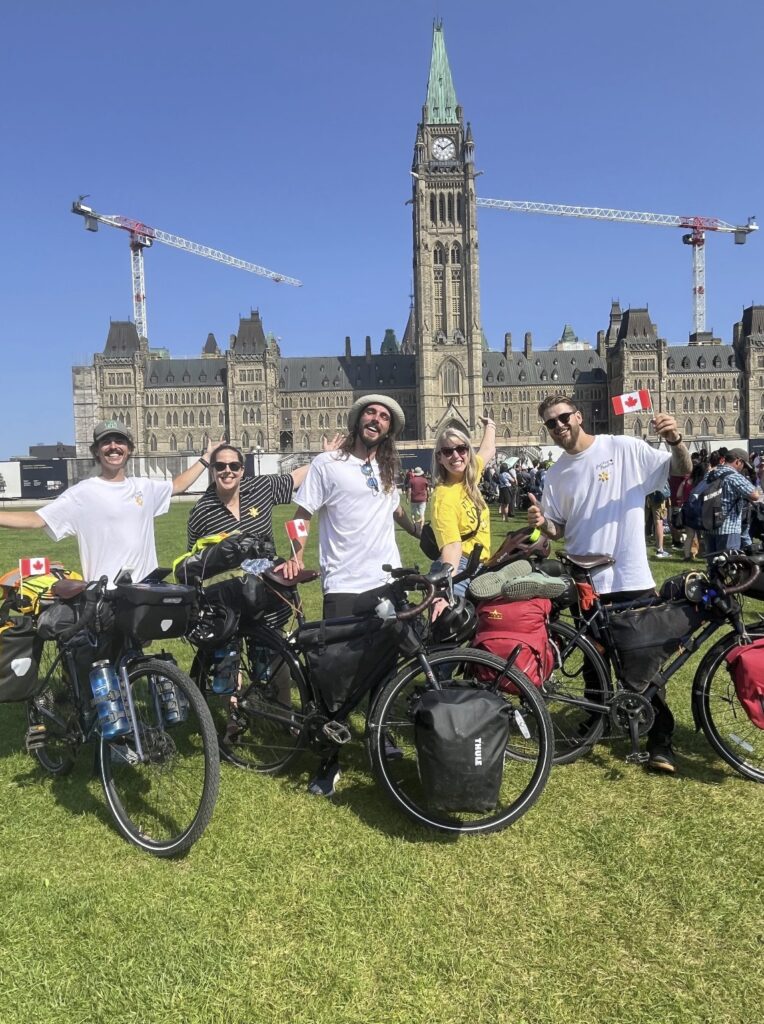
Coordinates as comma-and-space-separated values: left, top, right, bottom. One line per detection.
611, 389, 652, 416
285, 519, 308, 542
19, 557, 50, 578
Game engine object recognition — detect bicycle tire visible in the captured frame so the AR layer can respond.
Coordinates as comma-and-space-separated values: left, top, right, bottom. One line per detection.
196, 627, 309, 774
544, 619, 613, 765
99, 658, 220, 857
367, 648, 553, 834
692, 624, 764, 783
26, 641, 78, 777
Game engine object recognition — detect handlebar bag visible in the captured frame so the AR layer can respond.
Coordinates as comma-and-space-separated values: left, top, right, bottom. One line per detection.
296, 617, 388, 715
608, 601, 704, 691
414, 686, 510, 812
724, 638, 764, 730
115, 583, 197, 642
0, 615, 41, 702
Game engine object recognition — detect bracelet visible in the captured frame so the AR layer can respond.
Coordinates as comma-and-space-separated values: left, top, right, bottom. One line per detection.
199, 457, 209, 468
666, 434, 683, 448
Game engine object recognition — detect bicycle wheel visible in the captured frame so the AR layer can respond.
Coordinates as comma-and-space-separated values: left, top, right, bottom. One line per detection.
692, 625, 764, 782
26, 641, 78, 776
368, 648, 553, 834
544, 619, 613, 765
99, 658, 220, 857
198, 627, 309, 774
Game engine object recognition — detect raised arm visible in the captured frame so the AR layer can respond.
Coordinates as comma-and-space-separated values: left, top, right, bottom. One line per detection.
476, 416, 497, 465
527, 493, 565, 541
290, 434, 343, 489
171, 436, 219, 496
276, 507, 314, 580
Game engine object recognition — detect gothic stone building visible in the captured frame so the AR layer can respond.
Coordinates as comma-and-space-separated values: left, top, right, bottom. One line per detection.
72, 25, 764, 459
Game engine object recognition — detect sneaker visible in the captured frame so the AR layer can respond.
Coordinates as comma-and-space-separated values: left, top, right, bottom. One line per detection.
655, 550, 671, 559
500, 571, 570, 602
383, 731, 403, 760
468, 559, 534, 601
307, 757, 341, 797
647, 744, 677, 774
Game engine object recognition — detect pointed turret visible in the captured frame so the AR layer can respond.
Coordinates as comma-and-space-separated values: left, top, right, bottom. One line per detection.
425, 20, 458, 124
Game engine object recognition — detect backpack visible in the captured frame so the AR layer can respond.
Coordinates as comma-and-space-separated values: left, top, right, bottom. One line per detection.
681, 480, 707, 530
725, 638, 764, 730
701, 476, 725, 532
472, 597, 554, 687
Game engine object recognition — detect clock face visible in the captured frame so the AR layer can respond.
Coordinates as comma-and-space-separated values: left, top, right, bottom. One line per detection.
432, 136, 456, 161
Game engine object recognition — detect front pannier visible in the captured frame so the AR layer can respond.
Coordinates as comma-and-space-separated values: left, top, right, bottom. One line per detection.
114, 583, 197, 642
414, 686, 510, 812
0, 615, 41, 702
608, 601, 704, 691
724, 638, 764, 729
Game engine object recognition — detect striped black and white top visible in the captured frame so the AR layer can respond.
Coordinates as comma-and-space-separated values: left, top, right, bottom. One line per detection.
187, 474, 294, 549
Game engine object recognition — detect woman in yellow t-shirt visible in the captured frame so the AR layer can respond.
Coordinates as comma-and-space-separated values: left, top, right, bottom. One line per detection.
429, 417, 496, 606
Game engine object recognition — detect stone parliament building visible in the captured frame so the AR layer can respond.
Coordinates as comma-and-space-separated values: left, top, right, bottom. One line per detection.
72, 24, 764, 462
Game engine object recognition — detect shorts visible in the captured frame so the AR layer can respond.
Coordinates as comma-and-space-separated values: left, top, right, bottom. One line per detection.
411, 501, 427, 519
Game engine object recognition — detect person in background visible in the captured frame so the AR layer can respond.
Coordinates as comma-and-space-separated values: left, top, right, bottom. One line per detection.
497, 462, 515, 521
677, 460, 707, 561
705, 447, 762, 554
405, 466, 430, 526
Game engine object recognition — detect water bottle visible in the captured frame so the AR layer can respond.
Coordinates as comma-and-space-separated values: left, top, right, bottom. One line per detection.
155, 678, 189, 726
211, 643, 239, 695
89, 660, 130, 739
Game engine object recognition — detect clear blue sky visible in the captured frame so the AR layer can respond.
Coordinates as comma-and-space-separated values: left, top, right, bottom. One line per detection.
3, 0, 762, 459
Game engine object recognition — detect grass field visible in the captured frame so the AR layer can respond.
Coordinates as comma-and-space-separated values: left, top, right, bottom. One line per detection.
0, 500, 762, 1023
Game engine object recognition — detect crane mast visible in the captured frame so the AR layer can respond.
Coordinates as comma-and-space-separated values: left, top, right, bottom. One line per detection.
72, 199, 302, 341
476, 197, 757, 335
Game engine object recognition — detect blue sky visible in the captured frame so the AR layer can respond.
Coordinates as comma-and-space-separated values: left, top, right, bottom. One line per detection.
3, 0, 763, 459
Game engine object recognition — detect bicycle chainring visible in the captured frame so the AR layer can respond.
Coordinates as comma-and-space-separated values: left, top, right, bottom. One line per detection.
609, 690, 655, 737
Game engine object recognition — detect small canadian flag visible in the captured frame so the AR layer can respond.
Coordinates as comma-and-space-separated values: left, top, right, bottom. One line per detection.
611, 389, 652, 416
285, 519, 308, 542
19, 557, 50, 578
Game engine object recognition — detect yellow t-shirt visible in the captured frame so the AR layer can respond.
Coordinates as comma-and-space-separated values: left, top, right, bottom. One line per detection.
431, 455, 490, 561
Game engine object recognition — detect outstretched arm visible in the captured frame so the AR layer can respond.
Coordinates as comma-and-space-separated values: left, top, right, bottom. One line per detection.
0, 510, 46, 530
290, 434, 343, 488
171, 436, 219, 495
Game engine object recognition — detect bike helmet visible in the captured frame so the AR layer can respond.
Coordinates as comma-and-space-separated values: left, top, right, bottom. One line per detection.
484, 526, 551, 568
187, 599, 239, 650
431, 597, 478, 644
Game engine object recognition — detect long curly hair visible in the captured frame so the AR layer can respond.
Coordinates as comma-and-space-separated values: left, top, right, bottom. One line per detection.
430, 427, 486, 512
337, 430, 400, 493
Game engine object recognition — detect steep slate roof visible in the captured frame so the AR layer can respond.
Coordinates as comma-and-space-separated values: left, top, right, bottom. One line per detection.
231, 311, 267, 356
482, 350, 607, 386
617, 308, 658, 343
279, 355, 416, 392
103, 320, 140, 356
665, 346, 740, 371
203, 333, 220, 355
144, 358, 225, 387
741, 305, 764, 338
425, 21, 458, 124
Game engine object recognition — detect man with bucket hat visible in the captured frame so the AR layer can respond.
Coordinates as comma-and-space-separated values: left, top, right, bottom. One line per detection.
0, 420, 216, 583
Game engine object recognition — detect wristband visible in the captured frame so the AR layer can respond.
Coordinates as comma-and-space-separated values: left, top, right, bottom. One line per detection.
666, 434, 683, 448
199, 458, 210, 468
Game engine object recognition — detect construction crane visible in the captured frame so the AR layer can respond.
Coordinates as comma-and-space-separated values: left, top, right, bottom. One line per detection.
72, 198, 302, 341
476, 196, 757, 335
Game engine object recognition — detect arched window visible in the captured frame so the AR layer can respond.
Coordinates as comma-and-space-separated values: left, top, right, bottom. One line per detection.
256, 432, 264, 448
185, 433, 193, 450
447, 193, 454, 223
241, 432, 250, 449
182, 411, 188, 427
433, 245, 445, 266
633, 419, 642, 436
302, 434, 310, 449
700, 418, 709, 436
149, 434, 157, 452
716, 418, 725, 435
169, 434, 177, 452
218, 410, 225, 426
438, 193, 445, 222
442, 360, 461, 398
685, 419, 693, 436
451, 243, 461, 265
430, 194, 436, 223
172, 412, 179, 427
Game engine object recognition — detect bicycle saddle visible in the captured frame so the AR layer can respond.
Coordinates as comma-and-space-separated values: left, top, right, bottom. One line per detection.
50, 579, 89, 601
559, 553, 615, 571
262, 567, 319, 587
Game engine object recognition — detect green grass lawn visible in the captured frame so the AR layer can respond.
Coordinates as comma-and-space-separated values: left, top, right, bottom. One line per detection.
0, 500, 763, 1023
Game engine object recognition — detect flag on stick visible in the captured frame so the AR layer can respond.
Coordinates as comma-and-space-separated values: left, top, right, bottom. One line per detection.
19, 557, 50, 578
612, 389, 652, 415
285, 519, 308, 559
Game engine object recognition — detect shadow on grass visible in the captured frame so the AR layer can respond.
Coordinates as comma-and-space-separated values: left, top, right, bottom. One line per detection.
13, 742, 116, 832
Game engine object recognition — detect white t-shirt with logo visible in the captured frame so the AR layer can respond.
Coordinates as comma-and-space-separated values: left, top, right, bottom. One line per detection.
38, 476, 173, 583
541, 435, 671, 594
295, 451, 401, 594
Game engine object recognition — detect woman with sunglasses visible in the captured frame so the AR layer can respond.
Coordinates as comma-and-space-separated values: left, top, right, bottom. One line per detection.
187, 438, 340, 550
429, 417, 496, 606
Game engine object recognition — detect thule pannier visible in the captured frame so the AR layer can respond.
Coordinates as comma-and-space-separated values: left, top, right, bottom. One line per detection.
414, 686, 510, 812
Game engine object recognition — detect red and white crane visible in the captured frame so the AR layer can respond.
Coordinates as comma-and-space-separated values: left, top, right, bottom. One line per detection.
72, 198, 302, 341
476, 196, 757, 335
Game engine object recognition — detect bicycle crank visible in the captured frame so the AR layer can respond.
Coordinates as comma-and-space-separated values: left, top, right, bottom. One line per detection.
609, 691, 655, 738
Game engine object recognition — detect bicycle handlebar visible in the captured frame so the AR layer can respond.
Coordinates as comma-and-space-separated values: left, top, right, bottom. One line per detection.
55, 577, 110, 642
708, 550, 761, 596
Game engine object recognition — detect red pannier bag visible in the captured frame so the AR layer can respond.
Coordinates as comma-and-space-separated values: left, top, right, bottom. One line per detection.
472, 597, 554, 689
725, 638, 764, 730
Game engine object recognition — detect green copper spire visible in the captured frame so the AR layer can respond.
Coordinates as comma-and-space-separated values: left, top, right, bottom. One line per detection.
425, 20, 458, 124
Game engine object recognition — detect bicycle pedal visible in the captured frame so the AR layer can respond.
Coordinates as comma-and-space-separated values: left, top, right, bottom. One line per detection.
25, 724, 48, 752
322, 720, 352, 745
625, 751, 650, 765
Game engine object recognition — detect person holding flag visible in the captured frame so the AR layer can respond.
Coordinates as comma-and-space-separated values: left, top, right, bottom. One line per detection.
0, 420, 217, 584
528, 393, 691, 774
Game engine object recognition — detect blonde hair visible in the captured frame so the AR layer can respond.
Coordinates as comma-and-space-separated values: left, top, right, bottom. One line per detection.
430, 427, 486, 511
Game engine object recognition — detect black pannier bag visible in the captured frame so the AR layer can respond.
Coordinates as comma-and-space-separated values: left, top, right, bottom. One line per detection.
608, 601, 705, 691
296, 616, 389, 715
0, 615, 41, 702
241, 573, 296, 624
414, 686, 510, 812
114, 583, 197, 642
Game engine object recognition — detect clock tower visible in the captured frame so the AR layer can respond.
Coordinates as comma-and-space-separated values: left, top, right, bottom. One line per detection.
411, 21, 484, 440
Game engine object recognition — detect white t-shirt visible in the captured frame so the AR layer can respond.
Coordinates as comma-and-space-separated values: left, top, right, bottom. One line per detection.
541, 435, 671, 594
295, 451, 401, 594
38, 476, 173, 583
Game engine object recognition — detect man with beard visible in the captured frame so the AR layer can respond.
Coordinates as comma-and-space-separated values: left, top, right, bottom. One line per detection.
0, 420, 215, 583
527, 394, 691, 774
283, 395, 421, 795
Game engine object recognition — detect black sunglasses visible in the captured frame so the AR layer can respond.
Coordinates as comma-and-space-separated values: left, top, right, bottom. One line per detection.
439, 444, 470, 457
543, 411, 576, 431
213, 461, 243, 472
